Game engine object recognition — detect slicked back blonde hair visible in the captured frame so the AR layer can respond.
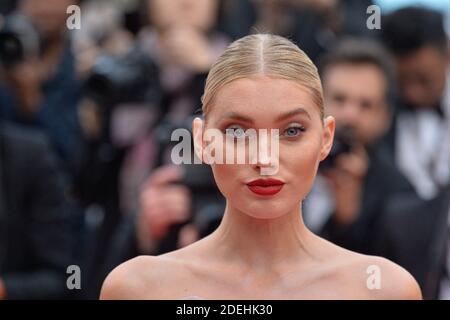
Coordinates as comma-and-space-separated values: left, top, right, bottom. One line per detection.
201, 34, 324, 120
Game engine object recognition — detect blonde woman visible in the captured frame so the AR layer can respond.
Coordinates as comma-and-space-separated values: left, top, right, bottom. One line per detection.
100, 34, 422, 300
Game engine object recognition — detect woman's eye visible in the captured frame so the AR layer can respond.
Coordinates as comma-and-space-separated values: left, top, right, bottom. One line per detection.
225, 125, 247, 139
283, 126, 305, 138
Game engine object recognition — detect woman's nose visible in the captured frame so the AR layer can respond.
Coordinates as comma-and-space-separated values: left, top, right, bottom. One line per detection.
249, 129, 280, 175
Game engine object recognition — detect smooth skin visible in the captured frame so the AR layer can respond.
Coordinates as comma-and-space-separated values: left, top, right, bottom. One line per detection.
100, 75, 422, 300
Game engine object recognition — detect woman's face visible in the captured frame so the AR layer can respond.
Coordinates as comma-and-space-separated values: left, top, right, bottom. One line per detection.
193, 75, 335, 219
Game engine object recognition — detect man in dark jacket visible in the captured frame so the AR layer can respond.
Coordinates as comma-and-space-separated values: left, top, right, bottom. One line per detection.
304, 38, 416, 254
380, 7, 449, 200
373, 185, 450, 300
0, 122, 72, 299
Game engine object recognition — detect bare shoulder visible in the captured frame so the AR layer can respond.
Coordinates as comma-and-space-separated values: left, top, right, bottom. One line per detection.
100, 239, 211, 300
343, 252, 422, 300
363, 255, 422, 300
315, 237, 422, 300
100, 255, 182, 300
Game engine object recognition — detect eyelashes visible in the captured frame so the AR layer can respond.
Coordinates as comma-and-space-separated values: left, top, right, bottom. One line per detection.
223, 123, 306, 140
283, 126, 306, 138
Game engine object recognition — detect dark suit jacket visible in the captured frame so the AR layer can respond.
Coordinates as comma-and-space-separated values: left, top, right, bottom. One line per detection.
373, 185, 450, 300
319, 144, 416, 254
0, 123, 72, 299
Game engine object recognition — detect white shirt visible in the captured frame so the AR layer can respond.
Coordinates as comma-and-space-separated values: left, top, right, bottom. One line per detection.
396, 72, 450, 200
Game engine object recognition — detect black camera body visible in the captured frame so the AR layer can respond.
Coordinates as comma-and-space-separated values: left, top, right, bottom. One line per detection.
74, 49, 162, 209
154, 116, 225, 243
319, 125, 357, 171
83, 49, 161, 108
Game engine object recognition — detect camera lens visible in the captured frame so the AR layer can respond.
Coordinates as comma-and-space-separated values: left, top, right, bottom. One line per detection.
0, 32, 24, 66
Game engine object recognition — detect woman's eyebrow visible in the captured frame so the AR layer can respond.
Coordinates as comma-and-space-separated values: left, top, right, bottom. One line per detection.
276, 107, 311, 121
218, 112, 254, 124
217, 107, 311, 124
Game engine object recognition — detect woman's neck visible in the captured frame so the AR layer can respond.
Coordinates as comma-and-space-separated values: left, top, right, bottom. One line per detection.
208, 203, 318, 272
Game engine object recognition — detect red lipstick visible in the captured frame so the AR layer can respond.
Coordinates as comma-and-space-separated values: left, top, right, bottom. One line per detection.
246, 178, 285, 196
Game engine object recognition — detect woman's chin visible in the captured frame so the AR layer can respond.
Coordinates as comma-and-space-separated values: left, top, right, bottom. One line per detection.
238, 201, 293, 220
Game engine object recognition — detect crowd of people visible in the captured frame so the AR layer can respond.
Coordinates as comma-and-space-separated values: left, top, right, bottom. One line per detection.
0, 0, 449, 299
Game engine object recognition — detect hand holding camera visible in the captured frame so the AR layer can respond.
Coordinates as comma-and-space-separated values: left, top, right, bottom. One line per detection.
137, 165, 192, 252
320, 126, 369, 225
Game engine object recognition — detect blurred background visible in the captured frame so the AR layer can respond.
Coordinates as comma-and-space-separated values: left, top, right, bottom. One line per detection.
0, 0, 449, 300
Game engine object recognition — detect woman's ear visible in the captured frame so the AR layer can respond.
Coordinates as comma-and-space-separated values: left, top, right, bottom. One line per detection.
320, 116, 335, 161
192, 117, 204, 162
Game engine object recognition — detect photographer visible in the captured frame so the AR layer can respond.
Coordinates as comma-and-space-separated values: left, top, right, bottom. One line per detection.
303, 39, 416, 254
100, 0, 229, 258
380, 7, 450, 200
122, 0, 232, 255
72, 1, 228, 298
0, 0, 82, 166
73, 46, 162, 299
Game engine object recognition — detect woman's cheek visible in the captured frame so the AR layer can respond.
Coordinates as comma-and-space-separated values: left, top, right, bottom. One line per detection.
281, 139, 321, 186
211, 163, 241, 199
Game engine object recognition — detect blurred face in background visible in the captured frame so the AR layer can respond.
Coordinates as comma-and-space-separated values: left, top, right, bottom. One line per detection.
322, 63, 390, 146
394, 45, 449, 108
20, 0, 76, 40
148, 0, 219, 32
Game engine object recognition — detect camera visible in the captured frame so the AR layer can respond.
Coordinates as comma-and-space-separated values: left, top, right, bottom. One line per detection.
153, 115, 225, 250
74, 48, 162, 206
319, 125, 357, 171
83, 48, 161, 108
0, 13, 40, 69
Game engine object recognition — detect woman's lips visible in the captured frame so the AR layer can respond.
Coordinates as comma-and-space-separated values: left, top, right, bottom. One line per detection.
246, 178, 285, 196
